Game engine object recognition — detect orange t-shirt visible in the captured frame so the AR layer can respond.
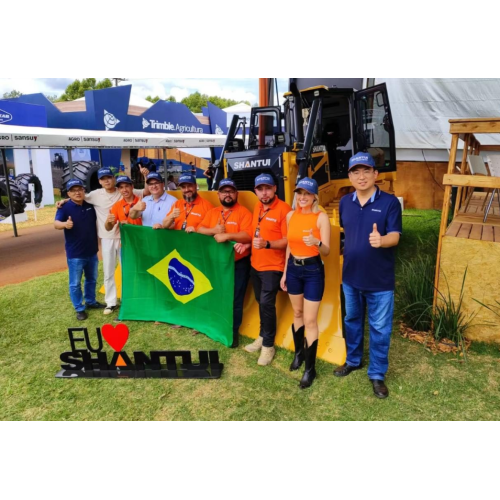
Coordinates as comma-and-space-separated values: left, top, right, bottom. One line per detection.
110, 195, 143, 226
166, 195, 214, 231
199, 202, 253, 261
251, 197, 292, 272
287, 210, 321, 257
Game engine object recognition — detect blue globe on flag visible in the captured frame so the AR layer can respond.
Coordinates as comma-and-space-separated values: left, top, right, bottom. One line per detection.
104, 110, 120, 130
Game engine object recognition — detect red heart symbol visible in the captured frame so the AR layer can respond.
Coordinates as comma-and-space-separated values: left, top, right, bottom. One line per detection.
101, 324, 129, 352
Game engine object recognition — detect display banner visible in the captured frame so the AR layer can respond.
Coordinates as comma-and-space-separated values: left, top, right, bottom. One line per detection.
119, 225, 235, 347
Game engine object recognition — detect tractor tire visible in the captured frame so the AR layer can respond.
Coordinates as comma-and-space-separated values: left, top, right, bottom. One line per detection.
15, 173, 44, 206
0, 176, 26, 219
61, 161, 101, 197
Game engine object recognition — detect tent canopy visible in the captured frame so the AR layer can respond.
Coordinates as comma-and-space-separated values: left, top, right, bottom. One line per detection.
0, 124, 227, 149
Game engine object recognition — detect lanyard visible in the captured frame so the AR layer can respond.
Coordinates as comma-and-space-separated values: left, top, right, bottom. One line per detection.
219, 210, 232, 225
255, 207, 270, 237
181, 203, 194, 230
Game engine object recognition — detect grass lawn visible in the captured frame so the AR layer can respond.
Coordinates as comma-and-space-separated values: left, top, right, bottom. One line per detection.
1, 209, 500, 421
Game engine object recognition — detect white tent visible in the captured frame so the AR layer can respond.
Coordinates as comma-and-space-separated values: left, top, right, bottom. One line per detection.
222, 103, 252, 128
375, 78, 500, 161
0, 124, 227, 149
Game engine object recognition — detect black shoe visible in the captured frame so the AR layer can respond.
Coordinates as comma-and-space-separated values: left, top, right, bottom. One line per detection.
371, 379, 389, 399
333, 363, 362, 377
86, 301, 106, 309
299, 339, 318, 389
290, 324, 305, 371
231, 333, 239, 348
76, 311, 88, 321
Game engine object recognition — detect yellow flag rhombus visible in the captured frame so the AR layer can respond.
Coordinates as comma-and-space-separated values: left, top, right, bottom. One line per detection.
147, 249, 213, 304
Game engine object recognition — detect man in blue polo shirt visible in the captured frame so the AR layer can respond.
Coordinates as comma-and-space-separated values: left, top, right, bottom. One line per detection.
334, 152, 402, 399
54, 179, 104, 321
129, 172, 176, 228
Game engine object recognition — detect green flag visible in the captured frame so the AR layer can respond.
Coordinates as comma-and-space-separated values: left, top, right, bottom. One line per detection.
119, 225, 235, 347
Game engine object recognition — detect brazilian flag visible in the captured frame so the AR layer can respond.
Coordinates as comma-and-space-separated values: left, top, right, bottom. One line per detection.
119, 225, 235, 346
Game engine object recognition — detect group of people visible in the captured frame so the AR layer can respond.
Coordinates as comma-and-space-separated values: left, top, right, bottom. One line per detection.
55, 151, 402, 398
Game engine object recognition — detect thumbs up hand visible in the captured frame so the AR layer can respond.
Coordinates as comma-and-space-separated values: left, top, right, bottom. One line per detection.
132, 197, 146, 212
66, 216, 74, 230
107, 213, 117, 225
369, 223, 382, 248
172, 208, 181, 219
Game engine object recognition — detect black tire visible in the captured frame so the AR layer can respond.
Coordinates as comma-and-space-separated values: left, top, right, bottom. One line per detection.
0, 176, 26, 217
61, 161, 101, 197
15, 173, 44, 206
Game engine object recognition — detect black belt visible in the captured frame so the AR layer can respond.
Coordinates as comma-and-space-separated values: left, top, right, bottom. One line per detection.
289, 255, 323, 266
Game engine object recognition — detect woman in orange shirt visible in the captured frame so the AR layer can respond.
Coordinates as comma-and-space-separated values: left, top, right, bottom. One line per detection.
281, 178, 331, 389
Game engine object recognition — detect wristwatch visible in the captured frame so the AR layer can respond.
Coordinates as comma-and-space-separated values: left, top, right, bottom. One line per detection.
265, 241, 271, 249
317, 241, 323, 248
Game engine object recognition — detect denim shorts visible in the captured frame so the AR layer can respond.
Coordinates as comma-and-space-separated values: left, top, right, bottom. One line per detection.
286, 256, 325, 302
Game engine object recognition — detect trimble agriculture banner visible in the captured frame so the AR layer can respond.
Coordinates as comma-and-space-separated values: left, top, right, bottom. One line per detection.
119, 225, 235, 346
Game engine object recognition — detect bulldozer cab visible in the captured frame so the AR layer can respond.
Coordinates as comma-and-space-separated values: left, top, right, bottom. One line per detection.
218, 82, 396, 208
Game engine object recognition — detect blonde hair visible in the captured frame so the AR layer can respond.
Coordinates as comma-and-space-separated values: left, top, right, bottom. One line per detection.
294, 191, 320, 213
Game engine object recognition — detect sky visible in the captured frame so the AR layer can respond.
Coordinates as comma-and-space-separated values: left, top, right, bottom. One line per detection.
0, 78, 290, 105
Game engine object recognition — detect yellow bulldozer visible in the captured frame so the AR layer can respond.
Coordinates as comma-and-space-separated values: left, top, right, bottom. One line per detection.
210, 79, 397, 365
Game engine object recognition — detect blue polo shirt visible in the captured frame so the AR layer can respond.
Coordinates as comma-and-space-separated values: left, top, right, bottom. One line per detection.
340, 188, 402, 291
55, 200, 98, 259
141, 191, 176, 227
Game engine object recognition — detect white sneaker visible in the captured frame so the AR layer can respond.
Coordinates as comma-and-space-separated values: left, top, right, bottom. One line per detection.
103, 305, 118, 315
244, 336, 263, 353
258, 346, 275, 366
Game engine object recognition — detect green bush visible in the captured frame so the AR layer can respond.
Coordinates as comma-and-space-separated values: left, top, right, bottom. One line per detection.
432, 268, 477, 359
396, 254, 435, 331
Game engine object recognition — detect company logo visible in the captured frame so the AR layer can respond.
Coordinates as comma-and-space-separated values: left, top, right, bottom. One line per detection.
142, 118, 203, 133
68, 137, 81, 142
83, 137, 101, 143
104, 110, 120, 130
135, 139, 148, 144
0, 109, 12, 124
301, 180, 314, 187
371, 209, 381, 212
147, 249, 213, 304
56, 324, 223, 379
0, 135, 10, 141
215, 124, 224, 135
14, 135, 37, 141
233, 159, 271, 170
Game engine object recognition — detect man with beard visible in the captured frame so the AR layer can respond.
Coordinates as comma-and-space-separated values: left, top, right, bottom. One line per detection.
105, 176, 144, 230
235, 174, 292, 365
198, 179, 253, 348
162, 175, 213, 232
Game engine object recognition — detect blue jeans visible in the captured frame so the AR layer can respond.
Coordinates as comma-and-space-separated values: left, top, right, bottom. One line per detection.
67, 255, 99, 312
342, 282, 394, 381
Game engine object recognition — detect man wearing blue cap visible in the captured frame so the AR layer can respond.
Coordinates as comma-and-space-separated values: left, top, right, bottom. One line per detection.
335, 151, 402, 399
162, 174, 213, 232
58, 166, 149, 315
129, 172, 176, 229
54, 179, 103, 320
236, 173, 292, 365
198, 178, 253, 347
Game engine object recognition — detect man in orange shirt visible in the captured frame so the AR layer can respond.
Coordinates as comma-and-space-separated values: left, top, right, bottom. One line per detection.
105, 176, 143, 231
162, 175, 214, 232
198, 178, 252, 348
236, 174, 292, 365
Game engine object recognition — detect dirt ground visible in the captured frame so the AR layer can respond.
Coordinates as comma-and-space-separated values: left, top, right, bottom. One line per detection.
0, 224, 67, 287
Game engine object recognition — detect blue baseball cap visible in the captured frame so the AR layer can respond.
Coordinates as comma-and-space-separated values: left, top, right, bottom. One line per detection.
66, 179, 84, 191
178, 174, 196, 185
146, 172, 164, 184
97, 167, 114, 179
116, 175, 133, 186
348, 152, 376, 171
294, 177, 318, 195
254, 173, 275, 187
218, 178, 237, 191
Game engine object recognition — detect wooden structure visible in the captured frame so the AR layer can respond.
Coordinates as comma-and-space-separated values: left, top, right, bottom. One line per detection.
435, 118, 500, 343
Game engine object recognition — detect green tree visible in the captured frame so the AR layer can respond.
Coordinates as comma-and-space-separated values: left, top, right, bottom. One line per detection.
146, 95, 161, 103
45, 94, 58, 103
2, 90, 23, 99
166, 95, 176, 102
181, 91, 250, 112
58, 78, 113, 101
